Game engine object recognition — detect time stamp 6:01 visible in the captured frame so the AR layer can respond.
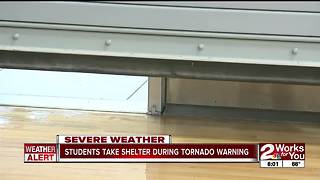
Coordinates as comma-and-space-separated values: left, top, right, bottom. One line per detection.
261, 159, 305, 168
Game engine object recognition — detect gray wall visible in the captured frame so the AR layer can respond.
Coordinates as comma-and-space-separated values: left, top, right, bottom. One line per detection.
167, 78, 320, 112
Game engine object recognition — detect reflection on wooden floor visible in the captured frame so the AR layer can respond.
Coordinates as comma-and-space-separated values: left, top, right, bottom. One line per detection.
0, 105, 319, 180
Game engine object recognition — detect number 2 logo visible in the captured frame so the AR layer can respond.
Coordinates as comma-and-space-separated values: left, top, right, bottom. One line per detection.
260, 144, 274, 160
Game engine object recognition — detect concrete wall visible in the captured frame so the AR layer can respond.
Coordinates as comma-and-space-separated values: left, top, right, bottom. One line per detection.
167, 78, 320, 112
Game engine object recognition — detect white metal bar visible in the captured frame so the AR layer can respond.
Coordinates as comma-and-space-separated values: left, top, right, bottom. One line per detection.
0, 2, 319, 37
1, 21, 320, 43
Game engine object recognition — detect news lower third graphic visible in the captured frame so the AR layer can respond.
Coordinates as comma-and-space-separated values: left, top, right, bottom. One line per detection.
259, 143, 305, 168
24, 135, 305, 168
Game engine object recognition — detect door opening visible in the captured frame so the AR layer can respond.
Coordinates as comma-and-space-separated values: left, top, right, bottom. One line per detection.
0, 69, 148, 113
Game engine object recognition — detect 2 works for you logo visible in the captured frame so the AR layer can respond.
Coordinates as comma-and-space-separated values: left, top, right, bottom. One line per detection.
259, 143, 305, 168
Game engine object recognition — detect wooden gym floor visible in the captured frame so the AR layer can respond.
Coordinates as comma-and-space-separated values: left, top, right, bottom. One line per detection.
0, 105, 319, 180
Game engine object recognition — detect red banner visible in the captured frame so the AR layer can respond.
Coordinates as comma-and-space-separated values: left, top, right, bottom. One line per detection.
58, 143, 258, 162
